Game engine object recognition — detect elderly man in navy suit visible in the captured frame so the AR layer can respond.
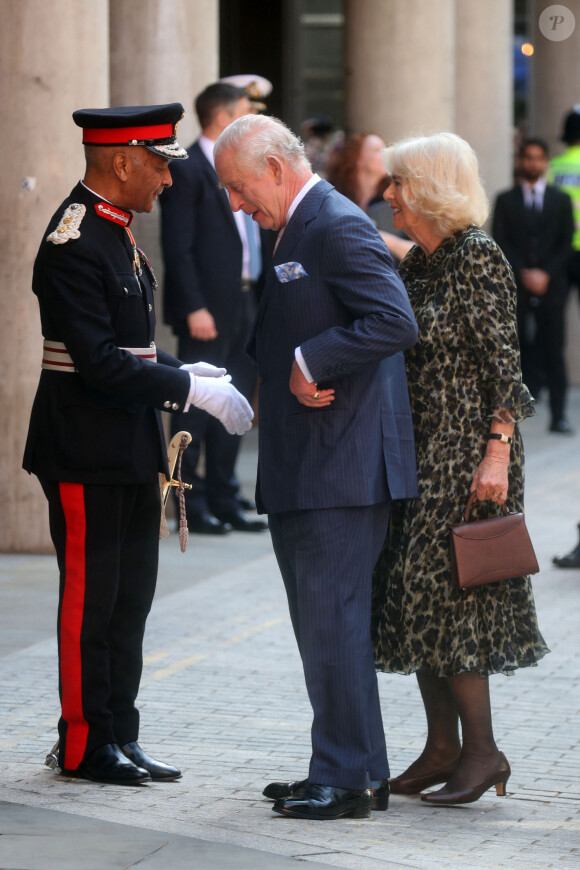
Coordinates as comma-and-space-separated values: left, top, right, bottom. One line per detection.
215, 115, 418, 820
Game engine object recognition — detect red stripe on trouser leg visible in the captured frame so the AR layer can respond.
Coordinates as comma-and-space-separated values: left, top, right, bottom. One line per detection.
58, 482, 89, 770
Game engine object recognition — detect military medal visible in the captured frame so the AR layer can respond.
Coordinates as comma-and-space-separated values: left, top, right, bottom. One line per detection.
125, 228, 142, 276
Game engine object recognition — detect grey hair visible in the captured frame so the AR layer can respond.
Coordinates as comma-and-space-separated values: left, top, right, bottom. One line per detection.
214, 114, 311, 174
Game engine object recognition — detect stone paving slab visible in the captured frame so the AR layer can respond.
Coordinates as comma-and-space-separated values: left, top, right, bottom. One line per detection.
0, 801, 339, 870
1, 394, 580, 869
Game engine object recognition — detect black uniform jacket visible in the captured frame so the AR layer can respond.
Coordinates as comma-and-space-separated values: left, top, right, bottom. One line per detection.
23, 182, 191, 485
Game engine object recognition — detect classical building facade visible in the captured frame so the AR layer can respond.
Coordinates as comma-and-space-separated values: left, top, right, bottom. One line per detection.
2, 0, 579, 550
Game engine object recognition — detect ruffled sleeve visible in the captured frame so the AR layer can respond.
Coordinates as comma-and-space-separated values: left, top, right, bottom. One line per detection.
452, 228, 535, 424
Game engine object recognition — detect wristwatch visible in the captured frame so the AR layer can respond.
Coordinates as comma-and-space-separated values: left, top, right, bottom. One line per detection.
488, 433, 512, 444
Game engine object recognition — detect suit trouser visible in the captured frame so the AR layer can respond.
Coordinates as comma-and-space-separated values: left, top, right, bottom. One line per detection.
40, 479, 160, 771
268, 502, 391, 789
517, 294, 567, 423
172, 292, 257, 516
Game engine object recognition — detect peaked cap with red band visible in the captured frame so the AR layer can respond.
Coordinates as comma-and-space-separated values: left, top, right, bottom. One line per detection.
72, 103, 188, 160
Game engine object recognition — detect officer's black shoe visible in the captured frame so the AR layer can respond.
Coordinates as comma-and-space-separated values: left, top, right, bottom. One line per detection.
272, 783, 373, 820
62, 743, 151, 785
121, 741, 182, 781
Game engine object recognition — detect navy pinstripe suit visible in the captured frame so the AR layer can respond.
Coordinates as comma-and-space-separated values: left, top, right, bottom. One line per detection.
250, 179, 418, 788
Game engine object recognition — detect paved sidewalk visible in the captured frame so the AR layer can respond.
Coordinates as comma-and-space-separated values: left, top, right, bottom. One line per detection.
1, 394, 579, 870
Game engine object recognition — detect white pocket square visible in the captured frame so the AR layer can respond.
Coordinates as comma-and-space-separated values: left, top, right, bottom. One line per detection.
274, 262, 308, 283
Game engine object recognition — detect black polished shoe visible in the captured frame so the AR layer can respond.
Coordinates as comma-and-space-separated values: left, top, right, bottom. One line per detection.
549, 419, 575, 434
371, 779, 390, 811
239, 497, 257, 512
263, 777, 308, 800
121, 741, 182, 781
61, 743, 151, 785
553, 525, 580, 568
264, 777, 388, 810
273, 783, 373, 820
187, 511, 232, 535
214, 508, 268, 532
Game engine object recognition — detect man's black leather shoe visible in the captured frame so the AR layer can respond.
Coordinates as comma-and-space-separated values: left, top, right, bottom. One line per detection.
272, 783, 373, 820
187, 511, 232, 535
264, 777, 388, 810
549, 419, 575, 434
553, 525, 580, 568
121, 741, 182, 781
263, 778, 308, 800
239, 497, 257, 511
62, 743, 151, 785
214, 508, 268, 532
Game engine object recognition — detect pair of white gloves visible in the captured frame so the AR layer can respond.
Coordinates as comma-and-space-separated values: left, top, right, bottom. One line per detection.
180, 362, 253, 436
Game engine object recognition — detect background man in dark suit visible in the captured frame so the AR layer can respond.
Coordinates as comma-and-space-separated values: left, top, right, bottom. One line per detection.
493, 138, 575, 434
23, 104, 253, 786
160, 83, 269, 534
215, 114, 418, 821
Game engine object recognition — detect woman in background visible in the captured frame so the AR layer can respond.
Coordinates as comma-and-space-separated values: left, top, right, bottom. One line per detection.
326, 132, 411, 262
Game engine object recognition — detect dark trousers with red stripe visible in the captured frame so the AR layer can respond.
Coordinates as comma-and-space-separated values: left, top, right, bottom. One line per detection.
40, 479, 160, 772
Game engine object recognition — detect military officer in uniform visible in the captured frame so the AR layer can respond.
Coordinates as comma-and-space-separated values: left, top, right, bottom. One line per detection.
23, 104, 253, 786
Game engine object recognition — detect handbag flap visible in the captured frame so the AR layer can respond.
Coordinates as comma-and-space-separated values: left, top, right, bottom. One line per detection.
451, 512, 525, 542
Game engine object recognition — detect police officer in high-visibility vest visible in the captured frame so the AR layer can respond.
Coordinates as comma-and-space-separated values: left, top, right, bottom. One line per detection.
23, 104, 253, 785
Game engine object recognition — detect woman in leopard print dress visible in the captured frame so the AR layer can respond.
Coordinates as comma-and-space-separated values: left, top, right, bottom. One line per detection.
372, 133, 549, 806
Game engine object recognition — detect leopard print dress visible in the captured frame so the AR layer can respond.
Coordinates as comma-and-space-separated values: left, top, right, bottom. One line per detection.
372, 226, 549, 677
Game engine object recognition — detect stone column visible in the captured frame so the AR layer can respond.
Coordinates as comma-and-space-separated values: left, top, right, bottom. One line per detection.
108, 0, 220, 353
454, 0, 514, 209
344, 0, 455, 143
530, 0, 580, 154
530, 0, 580, 386
0, 0, 109, 552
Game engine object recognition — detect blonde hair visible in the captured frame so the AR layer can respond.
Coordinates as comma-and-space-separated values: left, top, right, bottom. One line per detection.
382, 132, 489, 236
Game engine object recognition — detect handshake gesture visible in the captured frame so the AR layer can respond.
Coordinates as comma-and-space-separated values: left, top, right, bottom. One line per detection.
180, 362, 254, 435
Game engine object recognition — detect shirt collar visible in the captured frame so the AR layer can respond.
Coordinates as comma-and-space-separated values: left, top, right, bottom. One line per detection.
521, 176, 547, 196
198, 134, 216, 168
285, 174, 321, 225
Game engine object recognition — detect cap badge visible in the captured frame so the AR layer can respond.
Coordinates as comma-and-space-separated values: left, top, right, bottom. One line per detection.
46, 203, 86, 245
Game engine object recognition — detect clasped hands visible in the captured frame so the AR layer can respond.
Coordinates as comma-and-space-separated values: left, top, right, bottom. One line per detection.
289, 360, 335, 407
521, 268, 549, 296
179, 362, 253, 435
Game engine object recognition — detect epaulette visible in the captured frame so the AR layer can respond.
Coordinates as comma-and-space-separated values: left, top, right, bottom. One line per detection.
46, 203, 86, 245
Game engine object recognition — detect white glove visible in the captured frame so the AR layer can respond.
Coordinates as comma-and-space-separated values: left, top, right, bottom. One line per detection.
180, 361, 227, 377
190, 374, 254, 435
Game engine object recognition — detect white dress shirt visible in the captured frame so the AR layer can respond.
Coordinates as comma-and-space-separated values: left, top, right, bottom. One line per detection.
521, 176, 546, 211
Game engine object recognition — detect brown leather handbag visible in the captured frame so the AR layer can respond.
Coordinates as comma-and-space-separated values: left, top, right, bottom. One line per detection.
450, 494, 539, 589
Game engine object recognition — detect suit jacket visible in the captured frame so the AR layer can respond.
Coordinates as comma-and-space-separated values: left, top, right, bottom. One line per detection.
250, 179, 418, 513
160, 140, 271, 335
492, 183, 574, 303
23, 182, 191, 484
